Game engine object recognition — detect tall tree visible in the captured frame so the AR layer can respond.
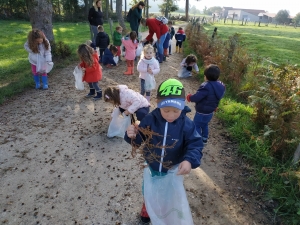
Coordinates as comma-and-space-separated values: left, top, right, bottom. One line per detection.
294, 12, 300, 25
275, 9, 290, 24
25, 0, 54, 42
116, 0, 126, 30
186, 0, 201, 21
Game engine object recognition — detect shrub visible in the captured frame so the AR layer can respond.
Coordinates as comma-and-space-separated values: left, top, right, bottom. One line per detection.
52, 41, 72, 59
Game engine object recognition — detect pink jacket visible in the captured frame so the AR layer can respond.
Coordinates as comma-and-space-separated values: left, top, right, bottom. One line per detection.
137, 57, 160, 80
122, 39, 138, 60
118, 85, 150, 113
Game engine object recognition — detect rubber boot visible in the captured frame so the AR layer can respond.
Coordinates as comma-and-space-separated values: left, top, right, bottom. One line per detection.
93, 90, 102, 101
86, 88, 95, 97
164, 49, 169, 57
140, 202, 150, 223
33, 75, 40, 89
179, 47, 183, 53
131, 62, 134, 74
41, 76, 48, 90
175, 46, 179, 53
124, 67, 133, 75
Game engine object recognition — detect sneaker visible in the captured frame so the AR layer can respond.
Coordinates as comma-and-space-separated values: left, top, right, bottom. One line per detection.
140, 216, 151, 224
202, 139, 208, 145
85, 93, 95, 98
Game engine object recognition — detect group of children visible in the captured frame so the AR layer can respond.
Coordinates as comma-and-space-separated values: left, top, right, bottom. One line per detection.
24, 26, 225, 225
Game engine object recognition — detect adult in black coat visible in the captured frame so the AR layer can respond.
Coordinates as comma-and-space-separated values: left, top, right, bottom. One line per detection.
88, 0, 104, 44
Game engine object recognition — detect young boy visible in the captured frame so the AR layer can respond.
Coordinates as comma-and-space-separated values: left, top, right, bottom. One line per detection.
186, 64, 226, 144
175, 27, 186, 53
167, 21, 175, 55
113, 26, 123, 62
125, 78, 203, 224
95, 25, 110, 63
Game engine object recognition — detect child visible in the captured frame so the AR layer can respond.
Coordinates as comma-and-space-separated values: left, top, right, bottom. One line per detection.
186, 64, 226, 144
167, 21, 175, 55
102, 45, 118, 68
175, 27, 186, 53
24, 29, 52, 90
113, 26, 123, 62
77, 44, 103, 100
95, 25, 110, 63
122, 31, 138, 75
86, 40, 96, 50
124, 78, 203, 224
178, 54, 199, 78
162, 30, 171, 60
137, 44, 160, 102
104, 85, 150, 121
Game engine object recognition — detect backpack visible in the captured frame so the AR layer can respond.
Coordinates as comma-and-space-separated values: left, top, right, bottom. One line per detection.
156, 16, 168, 25
126, 9, 132, 22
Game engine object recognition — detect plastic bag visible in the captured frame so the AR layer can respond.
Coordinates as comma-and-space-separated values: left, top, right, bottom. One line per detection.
144, 165, 194, 225
136, 43, 143, 57
73, 66, 84, 90
113, 56, 119, 64
107, 108, 131, 138
36, 53, 54, 74
144, 73, 156, 91
178, 67, 192, 78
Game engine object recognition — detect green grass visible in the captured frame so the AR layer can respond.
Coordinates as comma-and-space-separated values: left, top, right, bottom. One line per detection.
0, 20, 124, 104
202, 23, 300, 65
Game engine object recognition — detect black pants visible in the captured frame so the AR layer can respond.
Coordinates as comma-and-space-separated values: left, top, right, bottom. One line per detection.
99, 48, 105, 62
176, 41, 182, 48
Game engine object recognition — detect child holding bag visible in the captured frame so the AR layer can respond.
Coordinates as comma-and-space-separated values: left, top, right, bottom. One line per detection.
178, 54, 199, 78
122, 31, 138, 75
77, 44, 103, 100
124, 79, 203, 224
137, 44, 160, 102
24, 29, 52, 90
104, 85, 150, 121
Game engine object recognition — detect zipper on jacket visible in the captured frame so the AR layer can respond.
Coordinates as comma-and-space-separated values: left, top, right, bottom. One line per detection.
159, 122, 168, 172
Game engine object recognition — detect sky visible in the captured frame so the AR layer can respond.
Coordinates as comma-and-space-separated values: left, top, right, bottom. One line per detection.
147, 0, 299, 16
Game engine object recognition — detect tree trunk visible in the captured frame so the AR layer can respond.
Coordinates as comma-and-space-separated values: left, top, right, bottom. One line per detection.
110, 0, 113, 11
26, 0, 54, 43
116, 0, 126, 31
125, 0, 127, 16
106, 0, 109, 20
185, 0, 189, 21
146, 0, 149, 18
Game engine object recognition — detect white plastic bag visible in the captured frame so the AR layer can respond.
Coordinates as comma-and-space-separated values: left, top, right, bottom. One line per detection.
107, 108, 131, 138
73, 66, 84, 90
144, 165, 194, 225
144, 73, 156, 91
36, 54, 54, 74
136, 43, 143, 57
113, 56, 119, 64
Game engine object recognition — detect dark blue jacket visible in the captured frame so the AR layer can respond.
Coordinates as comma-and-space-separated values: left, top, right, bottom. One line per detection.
129, 7, 142, 33
102, 48, 116, 66
96, 31, 110, 49
189, 81, 225, 114
175, 31, 186, 42
124, 106, 203, 173
163, 32, 171, 49
170, 26, 175, 39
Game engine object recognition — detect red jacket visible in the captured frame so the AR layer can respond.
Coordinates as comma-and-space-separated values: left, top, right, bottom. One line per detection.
145, 18, 169, 41
80, 52, 102, 83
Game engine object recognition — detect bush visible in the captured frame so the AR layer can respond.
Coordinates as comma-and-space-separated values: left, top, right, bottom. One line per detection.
52, 41, 72, 59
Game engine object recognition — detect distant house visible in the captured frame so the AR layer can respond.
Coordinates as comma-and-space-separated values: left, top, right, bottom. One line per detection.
227, 8, 266, 22
258, 12, 276, 23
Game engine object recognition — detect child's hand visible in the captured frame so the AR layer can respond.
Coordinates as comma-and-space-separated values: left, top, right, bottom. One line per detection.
147, 67, 153, 74
177, 160, 191, 175
126, 124, 138, 138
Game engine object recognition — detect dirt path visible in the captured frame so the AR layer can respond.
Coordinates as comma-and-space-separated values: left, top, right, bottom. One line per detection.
0, 27, 273, 225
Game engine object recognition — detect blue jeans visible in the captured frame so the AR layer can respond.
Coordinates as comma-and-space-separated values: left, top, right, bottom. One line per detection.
193, 112, 214, 140
157, 33, 167, 55
90, 25, 98, 45
88, 82, 101, 92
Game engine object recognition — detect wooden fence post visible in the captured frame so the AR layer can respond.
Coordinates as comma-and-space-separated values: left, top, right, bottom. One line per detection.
108, 18, 113, 38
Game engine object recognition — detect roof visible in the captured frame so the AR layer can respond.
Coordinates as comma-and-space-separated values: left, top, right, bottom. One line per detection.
258, 12, 276, 18
228, 8, 266, 16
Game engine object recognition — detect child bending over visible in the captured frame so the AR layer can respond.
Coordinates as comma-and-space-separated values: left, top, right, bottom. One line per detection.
102, 45, 118, 68
178, 54, 199, 78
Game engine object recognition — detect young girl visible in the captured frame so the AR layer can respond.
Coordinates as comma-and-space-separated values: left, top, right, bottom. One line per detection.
24, 29, 52, 90
102, 45, 118, 68
178, 54, 199, 78
137, 44, 160, 102
104, 85, 150, 121
122, 31, 138, 75
77, 44, 103, 100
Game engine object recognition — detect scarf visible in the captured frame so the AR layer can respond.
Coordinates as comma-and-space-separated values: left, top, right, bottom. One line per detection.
141, 57, 156, 65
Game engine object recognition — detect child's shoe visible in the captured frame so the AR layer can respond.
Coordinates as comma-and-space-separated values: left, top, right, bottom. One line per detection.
93, 91, 102, 100
106, 64, 113, 69
140, 203, 150, 224
86, 89, 95, 98
202, 138, 208, 145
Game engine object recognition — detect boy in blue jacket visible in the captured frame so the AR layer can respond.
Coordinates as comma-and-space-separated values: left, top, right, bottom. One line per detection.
102, 45, 118, 68
187, 64, 226, 144
125, 78, 203, 224
175, 27, 186, 53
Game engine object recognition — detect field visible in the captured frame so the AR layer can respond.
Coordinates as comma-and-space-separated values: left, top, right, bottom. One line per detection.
202, 22, 300, 65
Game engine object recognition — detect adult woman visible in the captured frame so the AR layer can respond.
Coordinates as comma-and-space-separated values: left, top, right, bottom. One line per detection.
88, 0, 103, 44
140, 18, 169, 63
129, 1, 145, 38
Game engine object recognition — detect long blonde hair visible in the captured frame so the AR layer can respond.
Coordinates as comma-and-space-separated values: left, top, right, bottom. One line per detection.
77, 44, 94, 67
93, 0, 102, 11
